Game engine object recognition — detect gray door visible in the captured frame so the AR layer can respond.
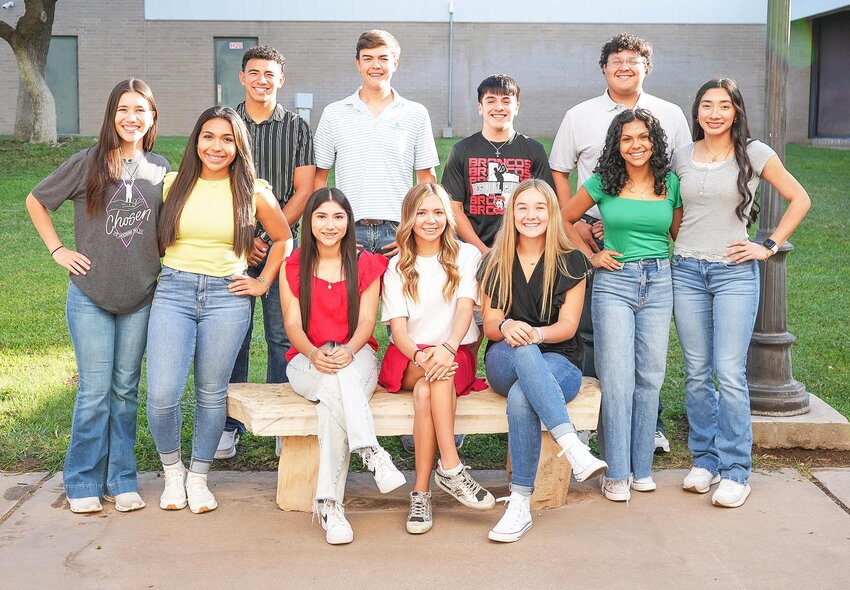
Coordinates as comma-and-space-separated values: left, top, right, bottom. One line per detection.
214, 37, 258, 107
46, 36, 79, 135
815, 12, 850, 137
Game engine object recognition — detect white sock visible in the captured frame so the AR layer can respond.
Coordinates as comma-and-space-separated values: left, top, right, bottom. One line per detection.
556, 432, 582, 454
438, 460, 463, 476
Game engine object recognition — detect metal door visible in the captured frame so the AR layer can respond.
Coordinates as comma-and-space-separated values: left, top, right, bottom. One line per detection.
46, 36, 79, 135
214, 37, 258, 107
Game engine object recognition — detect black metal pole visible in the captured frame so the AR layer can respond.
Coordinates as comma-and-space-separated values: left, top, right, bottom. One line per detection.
747, 0, 810, 416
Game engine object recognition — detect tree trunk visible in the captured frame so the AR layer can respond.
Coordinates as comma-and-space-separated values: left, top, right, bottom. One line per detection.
13, 42, 56, 143
1, 0, 58, 143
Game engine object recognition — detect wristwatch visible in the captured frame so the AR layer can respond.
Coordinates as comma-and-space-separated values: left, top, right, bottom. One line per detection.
762, 239, 779, 256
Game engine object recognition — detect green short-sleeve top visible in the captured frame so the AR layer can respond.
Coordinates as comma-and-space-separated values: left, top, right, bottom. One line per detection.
583, 172, 681, 263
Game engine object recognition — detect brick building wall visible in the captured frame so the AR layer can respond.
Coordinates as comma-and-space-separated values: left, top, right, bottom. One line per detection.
0, 1, 813, 142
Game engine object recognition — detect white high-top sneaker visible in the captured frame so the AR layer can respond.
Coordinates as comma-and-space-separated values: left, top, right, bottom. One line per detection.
159, 462, 187, 510
488, 491, 532, 543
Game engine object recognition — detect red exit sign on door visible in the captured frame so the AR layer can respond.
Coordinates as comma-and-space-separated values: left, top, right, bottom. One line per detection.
229, 42, 244, 50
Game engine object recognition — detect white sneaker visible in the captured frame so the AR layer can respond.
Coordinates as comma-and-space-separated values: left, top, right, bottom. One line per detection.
104, 491, 145, 512
712, 479, 751, 508
160, 462, 187, 510
654, 430, 671, 453
186, 472, 217, 514
320, 500, 354, 545
602, 476, 632, 502
631, 476, 657, 492
68, 496, 102, 514
406, 491, 433, 534
434, 463, 496, 510
488, 492, 533, 543
361, 447, 406, 493
683, 467, 721, 494
215, 429, 239, 460
557, 434, 608, 482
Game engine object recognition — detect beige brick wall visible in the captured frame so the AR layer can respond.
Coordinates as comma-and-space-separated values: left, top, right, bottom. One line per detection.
0, 3, 814, 143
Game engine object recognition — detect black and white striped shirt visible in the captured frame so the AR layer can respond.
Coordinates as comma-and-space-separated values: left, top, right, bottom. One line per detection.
236, 102, 315, 220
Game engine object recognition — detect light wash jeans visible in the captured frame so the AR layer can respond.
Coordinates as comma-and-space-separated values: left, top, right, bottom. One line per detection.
485, 341, 582, 494
593, 259, 673, 481
63, 282, 149, 499
355, 220, 398, 255
672, 255, 759, 485
146, 267, 251, 473
286, 347, 380, 503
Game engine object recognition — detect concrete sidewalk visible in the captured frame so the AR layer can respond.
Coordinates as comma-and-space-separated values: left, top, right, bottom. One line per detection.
1, 468, 849, 589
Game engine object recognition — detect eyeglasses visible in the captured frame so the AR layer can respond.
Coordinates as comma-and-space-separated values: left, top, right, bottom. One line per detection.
607, 57, 647, 68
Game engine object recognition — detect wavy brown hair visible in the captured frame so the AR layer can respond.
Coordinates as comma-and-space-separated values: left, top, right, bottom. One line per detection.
480, 179, 581, 321
299, 188, 359, 338
86, 79, 158, 216
158, 107, 256, 258
395, 183, 460, 304
692, 77, 759, 227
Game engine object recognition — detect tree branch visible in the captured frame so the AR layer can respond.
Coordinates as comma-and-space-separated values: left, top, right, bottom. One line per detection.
0, 20, 15, 43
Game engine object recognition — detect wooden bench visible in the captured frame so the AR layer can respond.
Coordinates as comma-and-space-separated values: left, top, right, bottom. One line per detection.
227, 377, 601, 512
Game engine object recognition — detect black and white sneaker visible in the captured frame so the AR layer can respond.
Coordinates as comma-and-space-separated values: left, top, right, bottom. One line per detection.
434, 463, 495, 510
406, 491, 433, 534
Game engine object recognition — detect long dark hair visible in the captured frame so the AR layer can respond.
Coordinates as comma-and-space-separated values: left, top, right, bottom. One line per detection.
158, 106, 256, 257
299, 188, 359, 339
86, 79, 158, 216
692, 78, 758, 227
594, 108, 670, 197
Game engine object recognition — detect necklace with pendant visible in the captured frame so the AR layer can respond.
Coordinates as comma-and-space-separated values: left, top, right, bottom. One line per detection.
627, 179, 653, 199
484, 132, 516, 158
120, 151, 141, 202
704, 141, 732, 163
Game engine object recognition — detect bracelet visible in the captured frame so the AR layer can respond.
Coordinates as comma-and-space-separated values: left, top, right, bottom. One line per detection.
50, 245, 65, 256
534, 327, 545, 344
306, 346, 319, 363
498, 318, 512, 334
441, 342, 457, 356
340, 343, 354, 359
412, 349, 423, 368
256, 276, 270, 295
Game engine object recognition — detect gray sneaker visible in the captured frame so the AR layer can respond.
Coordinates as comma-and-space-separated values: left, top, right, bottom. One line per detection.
434, 464, 495, 510
406, 491, 433, 534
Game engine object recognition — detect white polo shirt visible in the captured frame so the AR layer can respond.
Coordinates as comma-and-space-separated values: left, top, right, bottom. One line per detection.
314, 88, 440, 223
550, 90, 691, 218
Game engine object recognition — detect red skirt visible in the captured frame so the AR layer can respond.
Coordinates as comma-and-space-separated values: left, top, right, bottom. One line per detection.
379, 343, 487, 397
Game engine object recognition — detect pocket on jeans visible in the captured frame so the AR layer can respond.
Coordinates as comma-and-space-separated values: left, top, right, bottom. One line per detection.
158, 267, 176, 282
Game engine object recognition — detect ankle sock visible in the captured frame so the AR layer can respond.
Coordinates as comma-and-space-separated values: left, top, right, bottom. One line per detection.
438, 460, 462, 476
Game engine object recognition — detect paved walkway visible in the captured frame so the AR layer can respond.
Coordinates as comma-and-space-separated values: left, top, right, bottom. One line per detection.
1, 468, 849, 589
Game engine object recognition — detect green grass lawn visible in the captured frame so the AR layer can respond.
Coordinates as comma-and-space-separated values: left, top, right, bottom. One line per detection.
0, 137, 847, 474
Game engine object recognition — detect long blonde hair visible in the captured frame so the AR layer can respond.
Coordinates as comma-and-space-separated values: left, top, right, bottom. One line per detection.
480, 179, 580, 321
395, 183, 460, 304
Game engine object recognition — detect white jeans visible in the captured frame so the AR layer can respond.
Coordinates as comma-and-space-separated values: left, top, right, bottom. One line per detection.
286, 348, 379, 503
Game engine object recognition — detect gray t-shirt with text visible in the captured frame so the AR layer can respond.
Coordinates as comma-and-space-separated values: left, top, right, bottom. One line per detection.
33, 148, 170, 313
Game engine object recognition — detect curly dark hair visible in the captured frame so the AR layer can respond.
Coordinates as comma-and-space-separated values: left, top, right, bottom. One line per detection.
599, 33, 653, 75
691, 78, 759, 227
594, 108, 671, 197
242, 45, 286, 71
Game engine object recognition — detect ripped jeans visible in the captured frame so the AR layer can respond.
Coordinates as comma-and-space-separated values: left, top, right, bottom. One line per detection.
286, 347, 379, 503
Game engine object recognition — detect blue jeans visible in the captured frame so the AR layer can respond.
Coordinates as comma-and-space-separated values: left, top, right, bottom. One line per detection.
63, 282, 149, 499
593, 259, 673, 481
226, 245, 295, 434
355, 220, 398, 255
146, 268, 251, 472
485, 341, 582, 494
672, 255, 759, 485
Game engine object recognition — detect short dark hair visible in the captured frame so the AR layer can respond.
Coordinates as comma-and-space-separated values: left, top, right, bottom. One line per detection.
356, 30, 400, 62
599, 33, 653, 74
477, 74, 520, 103
242, 45, 286, 72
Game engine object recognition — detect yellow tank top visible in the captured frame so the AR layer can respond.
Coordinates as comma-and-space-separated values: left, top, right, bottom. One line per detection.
161, 172, 264, 277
